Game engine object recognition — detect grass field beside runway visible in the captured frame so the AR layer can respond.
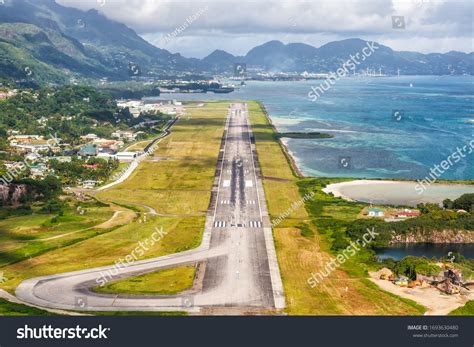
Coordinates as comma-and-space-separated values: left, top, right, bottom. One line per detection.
96, 102, 227, 215
0, 298, 186, 316
0, 298, 55, 316
0, 203, 119, 268
0, 213, 203, 292
93, 266, 196, 295
247, 101, 425, 315
0, 102, 227, 301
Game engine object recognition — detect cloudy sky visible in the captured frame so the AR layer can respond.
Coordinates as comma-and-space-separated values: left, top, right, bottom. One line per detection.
58, 0, 473, 58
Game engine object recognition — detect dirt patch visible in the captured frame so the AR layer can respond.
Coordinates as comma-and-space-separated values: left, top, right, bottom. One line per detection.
94, 209, 135, 229
197, 307, 280, 316
189, 262, 206, 293
369, 272, 473, 315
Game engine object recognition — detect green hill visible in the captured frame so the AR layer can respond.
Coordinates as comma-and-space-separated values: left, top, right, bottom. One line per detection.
0, 22, 117, 83
0, 0, 201, 83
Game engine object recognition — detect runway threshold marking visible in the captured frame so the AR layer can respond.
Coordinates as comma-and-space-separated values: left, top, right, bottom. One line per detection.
248, 221, 262, 228
213, 221, 227, 228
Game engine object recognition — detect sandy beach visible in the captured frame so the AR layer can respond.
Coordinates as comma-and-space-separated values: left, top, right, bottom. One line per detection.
322, 180, 474, 206
322, 180, 399, 199
279, 138, 304, 177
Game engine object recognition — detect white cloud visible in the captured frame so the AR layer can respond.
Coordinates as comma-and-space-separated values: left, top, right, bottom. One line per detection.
58, 0, 473, 57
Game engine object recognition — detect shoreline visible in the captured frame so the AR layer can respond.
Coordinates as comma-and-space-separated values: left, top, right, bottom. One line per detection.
258, 102, 305, 178
257, 105, 473, 185
322, 180, 399, 200
253, 101, 474, 187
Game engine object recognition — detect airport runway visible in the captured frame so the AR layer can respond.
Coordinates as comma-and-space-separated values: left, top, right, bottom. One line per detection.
15, 103, 285, 313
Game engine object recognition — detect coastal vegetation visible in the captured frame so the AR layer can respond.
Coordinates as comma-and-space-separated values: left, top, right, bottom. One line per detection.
297, 178, 473, 268
300, 179, 474, 250
443, 194, 474, 212
381, 256, 441, 279
49, 157, 119, 186
341, 197, 474, 250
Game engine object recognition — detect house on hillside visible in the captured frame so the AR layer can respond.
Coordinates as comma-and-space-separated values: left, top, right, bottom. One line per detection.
25, 152, 42, 162
111, 130, 137, 141
80, 134, 98, 142
9, 135, 43, 145
93, 139, 122, 152
78, 145, 98, 157
81, 164, 99, 170
367, 207, 384, 217
395, 209, 420, 219
30, 163, 48, 178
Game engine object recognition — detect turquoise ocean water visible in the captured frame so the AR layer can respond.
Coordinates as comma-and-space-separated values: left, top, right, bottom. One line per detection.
150, 76, 474, 180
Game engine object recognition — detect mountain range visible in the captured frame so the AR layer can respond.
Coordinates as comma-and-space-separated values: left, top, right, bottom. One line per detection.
0, 0, 472, 83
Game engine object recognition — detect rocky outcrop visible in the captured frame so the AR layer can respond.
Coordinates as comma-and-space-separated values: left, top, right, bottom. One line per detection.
0, 184, 30, 206
0, 184, 9, 202
390, 230, 474, 244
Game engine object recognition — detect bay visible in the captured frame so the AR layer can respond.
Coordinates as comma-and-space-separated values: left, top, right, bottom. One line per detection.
148, 76, 474, 180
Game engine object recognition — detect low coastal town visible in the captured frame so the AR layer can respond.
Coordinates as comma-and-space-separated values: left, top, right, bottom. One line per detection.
0, 86, 182, 190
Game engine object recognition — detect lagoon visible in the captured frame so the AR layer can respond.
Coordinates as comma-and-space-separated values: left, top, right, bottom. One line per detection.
376, 243, 474, 260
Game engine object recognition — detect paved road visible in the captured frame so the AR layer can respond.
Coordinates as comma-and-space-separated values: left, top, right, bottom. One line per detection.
15, 103, 285, 313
